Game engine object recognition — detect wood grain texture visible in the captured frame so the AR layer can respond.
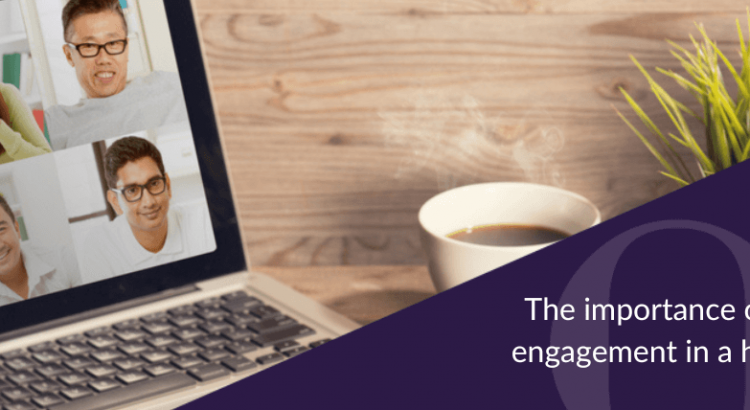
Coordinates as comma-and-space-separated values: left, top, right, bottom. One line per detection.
256, 265, 435, 324
194, 0, 748, 14
196, 2, 746, 266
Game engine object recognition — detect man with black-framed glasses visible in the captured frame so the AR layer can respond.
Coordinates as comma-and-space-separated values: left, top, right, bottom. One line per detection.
45, 0, 188, 150
80, 136, 215, 281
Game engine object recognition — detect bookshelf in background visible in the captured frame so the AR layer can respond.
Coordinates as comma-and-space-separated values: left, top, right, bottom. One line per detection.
0, 0, 47, 140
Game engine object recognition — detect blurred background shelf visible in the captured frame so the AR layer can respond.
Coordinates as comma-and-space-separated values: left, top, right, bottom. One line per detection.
0, 33, 26, 47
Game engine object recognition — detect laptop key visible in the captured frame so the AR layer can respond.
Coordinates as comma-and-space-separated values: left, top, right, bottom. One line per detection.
113, 358, 145, 371
142, 322, 174, 335
195, 308, 227, 321
251, 325, 315, 348
31, 393, 64, 408
141, 350, 173, 364
221, 297, 261, 314
32, 349, 65, 364
49, 372, 196, 410
0, 351, 26, 360
60, 385, 93, 401
195, 297, 223, 309
168, 304, 195, 316
112, 319, 141, 331
246, 315, 296, 334
225, 313, 258, 328
195, 336, 225, 349
35, 364, 67, 378
168, 342, 200, 357
117, 342, 150, 356
187, 363, 229, 382
274, 340, 300, 353
56, 334, 86, 345
256, 352, 284, 365
224, 341, 257, 355
309, 338, 331, 348
114, 329, 147, 342
1, 386, 31, 401
2, 401, 36, 410
90, 348, 125, 363
58, 372, 91, 386
199, 321, 231, 334
220, 291, 249, 301
145, 336, 178, 349
85, 364, 116, 379
116, 370, 148, 385
63, 356, 96, 371
87, 336, 118, 349
220, 356, 257, 372
140, 312, 169, 323
84, 327, 112, 338
221, 328, 255, 342
198, 348, 229, 362
88, 378, 121, 393
169, 315, 201, 328
7, 371, 41, 385
30, 380, 62, 394
4, 358, 35, 372
28, 341, 57, 353
171, 356, 205, 370
143, 363, 176, 377
61, 343, 91, 356
250, 305, 281, 319
283, 346, 310, 358
172, 327, 205, 341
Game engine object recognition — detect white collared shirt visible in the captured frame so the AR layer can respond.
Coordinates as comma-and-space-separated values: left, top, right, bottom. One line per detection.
0, 243, 82, 307
80, 203, 216, 284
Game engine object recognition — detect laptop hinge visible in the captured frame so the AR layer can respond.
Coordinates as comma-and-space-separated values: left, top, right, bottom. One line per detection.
0, 285, 199, 343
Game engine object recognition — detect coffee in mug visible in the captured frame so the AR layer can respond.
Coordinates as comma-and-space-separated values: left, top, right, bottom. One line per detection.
447, 224, 570, 246
419, 182, 600, 292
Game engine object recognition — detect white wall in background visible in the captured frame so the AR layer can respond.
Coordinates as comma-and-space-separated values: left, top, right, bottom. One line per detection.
13, 154, 75, 249
55, 144, 107, 219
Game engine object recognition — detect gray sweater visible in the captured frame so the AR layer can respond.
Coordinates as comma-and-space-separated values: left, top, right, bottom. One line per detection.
46, 71, 188, 150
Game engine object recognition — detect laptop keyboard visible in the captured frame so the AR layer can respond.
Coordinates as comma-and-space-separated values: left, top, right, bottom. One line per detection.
0, 291, 331, 410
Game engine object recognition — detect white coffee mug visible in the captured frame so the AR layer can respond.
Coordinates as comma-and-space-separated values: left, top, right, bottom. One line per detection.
419, 182, 601, 292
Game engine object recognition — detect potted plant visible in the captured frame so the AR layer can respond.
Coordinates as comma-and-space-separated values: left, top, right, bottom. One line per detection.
616, 14, 750, 186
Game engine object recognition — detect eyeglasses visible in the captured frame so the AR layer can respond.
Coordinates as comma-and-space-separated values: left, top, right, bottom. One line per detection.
67, 39, 128, 58
111, 177, 167, 202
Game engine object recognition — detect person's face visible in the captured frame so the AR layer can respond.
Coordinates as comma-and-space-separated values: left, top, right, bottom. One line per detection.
107, 157, 171, 234
63, 11, 129, 99
0, 207, 23, 279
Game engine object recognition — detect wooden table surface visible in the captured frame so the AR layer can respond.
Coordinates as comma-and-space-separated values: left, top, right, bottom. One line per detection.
193, 0, 745, 268
192, 1, 746, 321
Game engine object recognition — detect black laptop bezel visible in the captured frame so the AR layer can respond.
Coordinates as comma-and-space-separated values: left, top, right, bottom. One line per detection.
0, 1, 246, 335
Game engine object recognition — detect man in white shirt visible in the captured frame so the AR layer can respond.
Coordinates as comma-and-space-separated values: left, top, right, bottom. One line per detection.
46, 0, 188, 149
81, 136, 215, 283
0, 195, 81, 307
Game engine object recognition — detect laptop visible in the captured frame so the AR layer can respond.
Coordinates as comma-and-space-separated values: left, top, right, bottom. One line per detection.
0, 0, 360, 409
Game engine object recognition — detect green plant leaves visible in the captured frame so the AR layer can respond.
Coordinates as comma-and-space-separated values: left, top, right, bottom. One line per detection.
620, 14, 750, 185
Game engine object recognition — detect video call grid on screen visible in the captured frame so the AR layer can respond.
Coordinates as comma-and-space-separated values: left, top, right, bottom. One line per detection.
0, 0, 217, 307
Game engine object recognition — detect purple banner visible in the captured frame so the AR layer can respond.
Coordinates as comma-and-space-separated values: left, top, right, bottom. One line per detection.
181, 160, 750, 409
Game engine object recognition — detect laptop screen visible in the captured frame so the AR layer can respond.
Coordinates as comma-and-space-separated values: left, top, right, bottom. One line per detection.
0, 0, 245, 334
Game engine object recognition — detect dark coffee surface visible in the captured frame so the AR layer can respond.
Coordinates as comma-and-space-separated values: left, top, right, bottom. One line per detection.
447, 224, 569, 246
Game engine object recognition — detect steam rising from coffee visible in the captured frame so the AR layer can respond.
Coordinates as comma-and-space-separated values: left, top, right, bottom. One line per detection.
381, 91, 565, 190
